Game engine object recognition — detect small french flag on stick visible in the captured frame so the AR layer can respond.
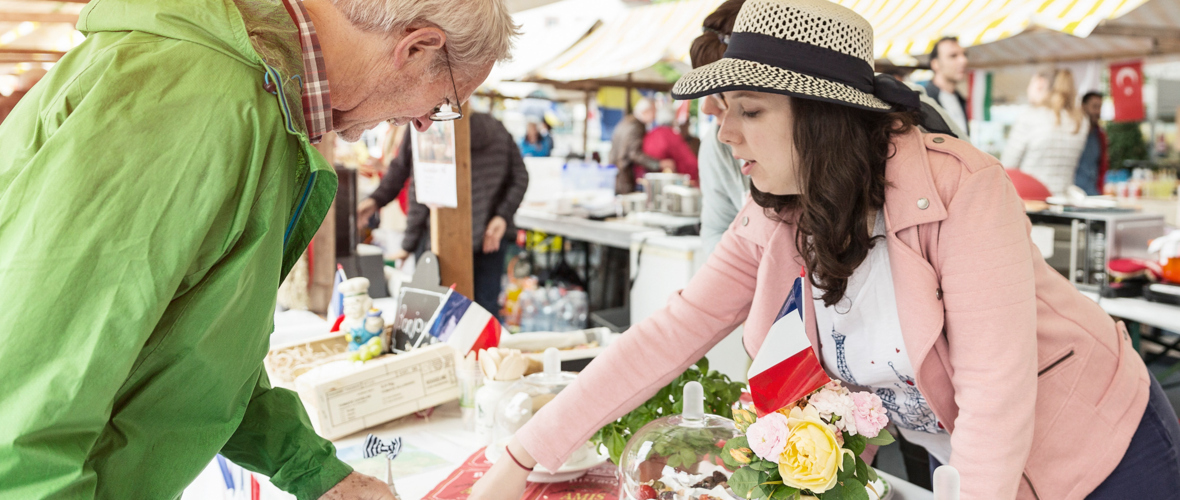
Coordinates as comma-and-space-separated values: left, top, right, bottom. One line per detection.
427, 288, 502, 356
747, 276, 830, 417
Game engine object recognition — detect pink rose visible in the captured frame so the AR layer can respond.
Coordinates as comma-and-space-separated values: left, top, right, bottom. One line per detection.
746, 412, 790, 461
850, 392, 889, 437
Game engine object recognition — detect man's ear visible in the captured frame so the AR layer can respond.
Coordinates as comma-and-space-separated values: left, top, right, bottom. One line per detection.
929, 57, 940, 74
392, 27, 446, 70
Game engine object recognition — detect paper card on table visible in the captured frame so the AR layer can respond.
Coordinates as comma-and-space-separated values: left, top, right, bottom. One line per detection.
747, 276, 830, 416
336, 439, 451, 481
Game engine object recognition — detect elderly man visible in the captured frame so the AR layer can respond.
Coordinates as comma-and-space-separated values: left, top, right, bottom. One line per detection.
609, 98, 674, 194
0, 0, 516, 498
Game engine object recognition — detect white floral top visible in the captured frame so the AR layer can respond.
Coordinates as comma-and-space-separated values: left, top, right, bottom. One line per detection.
812, 212, 952, 464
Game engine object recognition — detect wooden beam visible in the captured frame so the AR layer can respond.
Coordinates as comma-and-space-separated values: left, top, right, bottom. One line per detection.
0, 51, 64, 63
1091, 24, 1180, 40
430, 103, 474, 299
0, 12, 79, 23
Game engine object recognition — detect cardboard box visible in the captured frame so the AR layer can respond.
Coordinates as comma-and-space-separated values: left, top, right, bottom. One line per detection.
293, 343, 460, 440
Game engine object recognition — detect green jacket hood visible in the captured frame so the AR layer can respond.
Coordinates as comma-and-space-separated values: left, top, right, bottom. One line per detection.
77, 0, 305, 95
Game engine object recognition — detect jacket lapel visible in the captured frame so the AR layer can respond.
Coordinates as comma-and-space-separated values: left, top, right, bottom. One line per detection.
881, 130, 955, 425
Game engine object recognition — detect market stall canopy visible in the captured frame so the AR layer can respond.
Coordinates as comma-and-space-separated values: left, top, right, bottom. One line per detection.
958, 0, 1180, 67
526, 0, 722, 88
0, 0, 86, 85
486, 0, 624, 84
845, 0, 1150, 64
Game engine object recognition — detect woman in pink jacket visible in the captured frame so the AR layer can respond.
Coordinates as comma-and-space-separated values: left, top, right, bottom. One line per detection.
471, 1, 1179, 498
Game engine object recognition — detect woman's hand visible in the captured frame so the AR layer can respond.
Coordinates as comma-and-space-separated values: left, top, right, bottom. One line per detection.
469, 439, 535, 500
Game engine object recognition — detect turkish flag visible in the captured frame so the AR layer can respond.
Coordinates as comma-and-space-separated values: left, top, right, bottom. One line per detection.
1110, 60, 1145, 122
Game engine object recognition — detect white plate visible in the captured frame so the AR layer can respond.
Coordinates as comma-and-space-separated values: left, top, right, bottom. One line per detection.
868, 475, 892, 500
485, 442, 610, 483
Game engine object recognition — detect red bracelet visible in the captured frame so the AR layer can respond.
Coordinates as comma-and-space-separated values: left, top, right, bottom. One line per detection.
505, 446, 534, 471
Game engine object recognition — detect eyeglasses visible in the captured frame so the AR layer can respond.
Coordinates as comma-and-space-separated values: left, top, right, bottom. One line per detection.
429, 47, 463, 121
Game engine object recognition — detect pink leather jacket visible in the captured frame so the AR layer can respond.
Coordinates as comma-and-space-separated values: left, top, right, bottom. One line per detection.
516, 129, 1149, 499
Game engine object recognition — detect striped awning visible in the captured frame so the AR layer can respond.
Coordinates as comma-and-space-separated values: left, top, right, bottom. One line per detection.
530, 0, 721, 83
964, 0, 1180, 66
839, 0, 1152, 62
525, 0, 1152, 83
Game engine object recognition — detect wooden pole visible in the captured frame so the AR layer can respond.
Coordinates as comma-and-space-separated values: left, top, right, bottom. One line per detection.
625, 73, 634, 113
431, 103, 475, 298
308, 132, 337, 314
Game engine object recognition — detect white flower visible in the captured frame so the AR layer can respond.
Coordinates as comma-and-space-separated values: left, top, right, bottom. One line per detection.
807, 384, 858, 435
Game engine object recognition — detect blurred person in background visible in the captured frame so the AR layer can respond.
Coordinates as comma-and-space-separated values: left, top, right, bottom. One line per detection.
643, 104, 699, 183
1002, 69, 1089, 196
0, 0, 517, 497
359, 113, 528, 314
920, 37, 969, 136
689, 0, 749, 256
1075, 91, 1108, 195
0, 68, 46, 124
609, 98, 673, 193
519, 116, 553, 157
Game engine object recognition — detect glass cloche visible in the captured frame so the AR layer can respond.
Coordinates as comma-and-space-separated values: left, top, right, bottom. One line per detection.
619, 382, 742, 500
485, 348, 606, 481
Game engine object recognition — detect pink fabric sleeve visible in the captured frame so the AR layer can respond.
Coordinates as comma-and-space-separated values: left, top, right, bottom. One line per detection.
939, 164, 1038, 498
515, 225, 763, 471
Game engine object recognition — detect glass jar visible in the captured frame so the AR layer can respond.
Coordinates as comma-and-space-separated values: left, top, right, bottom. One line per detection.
618, 382, 742, 500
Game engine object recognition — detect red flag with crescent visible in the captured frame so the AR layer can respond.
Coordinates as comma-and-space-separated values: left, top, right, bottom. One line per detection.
1110, 60, 1145, 122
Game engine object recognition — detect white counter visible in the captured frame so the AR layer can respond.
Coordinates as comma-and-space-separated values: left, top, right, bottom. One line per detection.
1081, 291, 1180, 333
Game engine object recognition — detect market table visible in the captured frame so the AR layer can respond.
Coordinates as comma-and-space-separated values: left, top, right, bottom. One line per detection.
514, 207, 663, 250
1080, 291, 1180, 334
184, 401, 933, 500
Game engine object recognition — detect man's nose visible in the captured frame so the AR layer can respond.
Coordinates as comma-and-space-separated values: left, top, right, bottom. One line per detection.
412, 115, 433, 132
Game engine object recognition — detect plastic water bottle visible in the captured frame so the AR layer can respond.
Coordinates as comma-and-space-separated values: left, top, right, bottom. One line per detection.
567, 290, 589, 330
519, 289, 537, 332
537, 288, 555, 332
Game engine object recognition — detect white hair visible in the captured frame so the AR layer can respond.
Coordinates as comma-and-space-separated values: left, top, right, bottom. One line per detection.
330, 0, 520, 78
633, 98, 653, 118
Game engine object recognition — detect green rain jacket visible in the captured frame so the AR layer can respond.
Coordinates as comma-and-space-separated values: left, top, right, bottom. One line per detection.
0, 0, 350, 498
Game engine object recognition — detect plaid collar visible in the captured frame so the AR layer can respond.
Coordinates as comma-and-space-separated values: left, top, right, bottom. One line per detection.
281, 0, 332, 143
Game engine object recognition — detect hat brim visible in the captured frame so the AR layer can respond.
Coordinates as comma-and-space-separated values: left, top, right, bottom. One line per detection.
672, 58, 892, 112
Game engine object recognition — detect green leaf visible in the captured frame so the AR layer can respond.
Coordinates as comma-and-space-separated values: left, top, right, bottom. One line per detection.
867, 465, 878, 483
838, 454, 856, 481
855, 458, 871, 485
697, 357, 710, 374
846, 433, 867, 457
730, 467, 763, 499
865, 429, 895, 446
680, 449, 696, 468
749, 460, 777, 472
842, 478, 870, 500
749, 484, 767, 500
769, 485, 800, 500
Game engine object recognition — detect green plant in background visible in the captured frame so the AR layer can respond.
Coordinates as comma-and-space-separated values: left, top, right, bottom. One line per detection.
593, 358, 746, 464
1107, 121, 1148, 171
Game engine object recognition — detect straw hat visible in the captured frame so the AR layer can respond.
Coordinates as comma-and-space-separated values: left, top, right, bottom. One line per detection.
672, 0, 918, 113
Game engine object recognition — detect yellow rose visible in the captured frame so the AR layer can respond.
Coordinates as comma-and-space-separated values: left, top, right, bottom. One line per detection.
777, 406, 854, 494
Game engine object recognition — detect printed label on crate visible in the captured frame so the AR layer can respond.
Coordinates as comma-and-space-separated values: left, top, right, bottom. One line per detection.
323, 352, 457, 427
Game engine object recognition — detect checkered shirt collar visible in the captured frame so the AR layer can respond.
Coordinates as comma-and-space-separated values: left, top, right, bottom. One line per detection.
282, 0, 332, 143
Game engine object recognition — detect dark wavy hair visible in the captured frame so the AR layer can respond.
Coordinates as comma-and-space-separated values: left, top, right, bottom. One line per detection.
689, 0, 745, 69
751, 98, 920, 307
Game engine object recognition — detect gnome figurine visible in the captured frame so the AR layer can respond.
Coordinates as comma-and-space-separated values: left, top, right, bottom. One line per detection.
339, 277, 373, 341
349, 309, 386, 361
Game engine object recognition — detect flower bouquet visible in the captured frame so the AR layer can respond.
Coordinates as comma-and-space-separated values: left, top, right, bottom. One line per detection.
720, 381, 894, 500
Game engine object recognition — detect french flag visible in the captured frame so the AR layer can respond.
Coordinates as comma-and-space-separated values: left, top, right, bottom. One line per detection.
747, 276, 830, 417
427, 288, 502, 355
